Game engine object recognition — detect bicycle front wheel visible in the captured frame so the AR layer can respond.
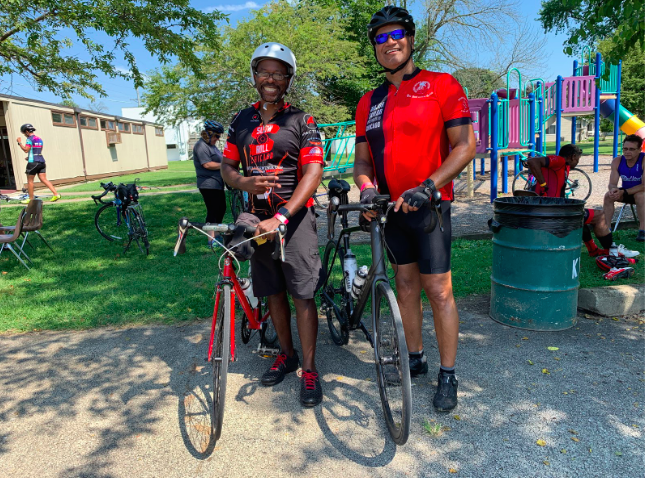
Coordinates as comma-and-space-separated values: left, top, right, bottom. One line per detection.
566, 168, 592, 201
212, 285, 231, 441
230, 190, 243, 222
129, 207, 150, 255
95, 203, 127, 242
373, 282, 411, 446
321, 240, 350, 346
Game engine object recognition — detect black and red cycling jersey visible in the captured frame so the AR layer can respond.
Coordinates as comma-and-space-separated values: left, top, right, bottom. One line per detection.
355, 68, 472, 201
223, 102, 324, 216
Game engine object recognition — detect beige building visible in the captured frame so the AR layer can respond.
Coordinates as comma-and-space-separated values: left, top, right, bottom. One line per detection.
0, 94, 167, 191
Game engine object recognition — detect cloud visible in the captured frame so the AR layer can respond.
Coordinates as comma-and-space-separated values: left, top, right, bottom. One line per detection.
205, 2, 261, 12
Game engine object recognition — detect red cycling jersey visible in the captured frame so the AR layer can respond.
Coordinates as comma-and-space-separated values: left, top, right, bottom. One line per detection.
223, 102, 324, 216
355, 68, 472, 200
535, 155, 569, 198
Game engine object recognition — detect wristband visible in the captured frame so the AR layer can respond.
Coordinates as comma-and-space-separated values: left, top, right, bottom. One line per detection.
360, 182, 375, 192
539, 182, 547, 187
274, 213, 289, 225
277, 206, 291, 220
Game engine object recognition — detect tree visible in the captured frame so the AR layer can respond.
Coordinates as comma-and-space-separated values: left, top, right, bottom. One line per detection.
59, 98, 77, 108
0, 0, 225, 99
452, 68, 505, 98
143, 1, 366, 127
538, 0, 644, 67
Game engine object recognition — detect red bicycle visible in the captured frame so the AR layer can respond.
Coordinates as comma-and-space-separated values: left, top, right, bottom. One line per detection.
174, 218, 286, 444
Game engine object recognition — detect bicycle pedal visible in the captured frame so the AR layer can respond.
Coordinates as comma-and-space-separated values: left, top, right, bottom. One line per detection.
256, 344, 280, 357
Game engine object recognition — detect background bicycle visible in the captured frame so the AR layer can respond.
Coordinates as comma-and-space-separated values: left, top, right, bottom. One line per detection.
91, 179, 150, 255
174, 218, 285, 448
512, 159, 592, 201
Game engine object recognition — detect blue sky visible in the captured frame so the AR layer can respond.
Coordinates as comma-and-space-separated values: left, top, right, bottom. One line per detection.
0, 0, 578, 117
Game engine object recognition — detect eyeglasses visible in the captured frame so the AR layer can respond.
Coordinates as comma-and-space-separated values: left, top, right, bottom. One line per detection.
254, 71, 290, 81
374, 29, 407, 45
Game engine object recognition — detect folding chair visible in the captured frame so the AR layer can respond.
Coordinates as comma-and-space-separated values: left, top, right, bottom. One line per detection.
0, 209, 32, 270
0, 199, 53, 255
612, 203, 639, 233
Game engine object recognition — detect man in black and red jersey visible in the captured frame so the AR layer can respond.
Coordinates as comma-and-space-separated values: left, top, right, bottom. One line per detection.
221, 42, 325, 407
524, 144, 615, 256
354, 6, 476, 412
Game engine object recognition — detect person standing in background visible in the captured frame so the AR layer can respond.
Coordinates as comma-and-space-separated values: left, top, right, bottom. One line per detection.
193, 120, 227, 247
17, 123, 61, 203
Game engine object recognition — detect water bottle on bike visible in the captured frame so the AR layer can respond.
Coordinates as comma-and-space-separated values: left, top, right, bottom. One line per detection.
351, 265, 369, 300
239, 278, 259, 308
343, 249, 357, 294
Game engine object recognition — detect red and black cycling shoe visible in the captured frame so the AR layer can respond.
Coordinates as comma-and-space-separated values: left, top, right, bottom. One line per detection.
300, 369, 323, 407
261, 351, 300, 386
603, 267, 635, 281
588, 248, 608, 257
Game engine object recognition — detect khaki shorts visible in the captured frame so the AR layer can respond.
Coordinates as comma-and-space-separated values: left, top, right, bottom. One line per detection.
251, 207, 322, 299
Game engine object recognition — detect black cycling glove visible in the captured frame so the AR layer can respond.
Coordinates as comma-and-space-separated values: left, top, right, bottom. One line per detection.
401, 179, 436, 208
360, 186, 378, 205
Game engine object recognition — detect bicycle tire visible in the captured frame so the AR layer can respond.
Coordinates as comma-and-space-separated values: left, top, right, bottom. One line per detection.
95, 203, 127, 242
230, 190, 243, 222
511, 171, 535, 193
212, 285, 231, 442
321, 240, 350, 346
566, 168, 592, 202
129, 208, 150, 255
373, 281, 411, 446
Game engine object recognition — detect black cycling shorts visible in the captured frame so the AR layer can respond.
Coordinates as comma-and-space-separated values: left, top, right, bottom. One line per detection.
250, 207, 323, 299
384, 200, 452, 275
25, 162, 46, 175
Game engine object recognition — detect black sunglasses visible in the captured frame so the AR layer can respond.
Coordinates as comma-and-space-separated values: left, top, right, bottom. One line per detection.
374, 28, 407, 45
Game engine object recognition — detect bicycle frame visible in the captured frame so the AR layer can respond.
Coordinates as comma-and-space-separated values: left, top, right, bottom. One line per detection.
321, 210, 392, 346
208, 255, 270, 362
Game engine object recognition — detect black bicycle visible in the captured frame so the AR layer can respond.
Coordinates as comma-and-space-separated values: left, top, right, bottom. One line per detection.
92, 180, 150, 255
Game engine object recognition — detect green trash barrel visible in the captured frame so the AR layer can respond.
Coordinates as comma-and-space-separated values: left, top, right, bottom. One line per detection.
489, 197, 585, 331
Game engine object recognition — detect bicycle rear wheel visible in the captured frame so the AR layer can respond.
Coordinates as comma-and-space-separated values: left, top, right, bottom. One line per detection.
373, 281, 411, 446
129, 207, 150, 255
566, 168, 592, 201
95, 203, 127, 242
211, 285, 231, 441
321, 240, 350, 346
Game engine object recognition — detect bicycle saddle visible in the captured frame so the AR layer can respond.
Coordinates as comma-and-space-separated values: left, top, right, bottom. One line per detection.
328, 178, 351, 197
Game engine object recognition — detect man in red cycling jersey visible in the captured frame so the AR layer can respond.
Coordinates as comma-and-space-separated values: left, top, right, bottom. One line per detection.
524, 144, 615, 256
354, 6, 476, 412
221, 42, 325, 407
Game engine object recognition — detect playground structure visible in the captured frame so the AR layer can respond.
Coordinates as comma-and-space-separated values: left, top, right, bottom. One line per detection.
319, 47, 644, 202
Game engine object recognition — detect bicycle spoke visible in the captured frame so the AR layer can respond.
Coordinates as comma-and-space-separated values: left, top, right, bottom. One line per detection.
321, 241, 350, 346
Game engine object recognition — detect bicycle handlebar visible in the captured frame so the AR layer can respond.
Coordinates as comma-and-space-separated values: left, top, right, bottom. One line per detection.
174, 217, 287, 261
91, 182, 117, 205
327, 190, 443, 238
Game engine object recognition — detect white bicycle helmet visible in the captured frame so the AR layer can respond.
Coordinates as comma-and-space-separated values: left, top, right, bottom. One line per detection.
250, 42, 297, 93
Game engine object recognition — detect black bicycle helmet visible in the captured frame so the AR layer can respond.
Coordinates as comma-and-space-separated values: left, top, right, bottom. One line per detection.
20, 123, 36, 134
367, 6, 415, 46
204, 120, 224, 135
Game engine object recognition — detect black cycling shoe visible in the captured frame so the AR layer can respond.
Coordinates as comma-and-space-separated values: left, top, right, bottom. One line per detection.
433, 371, 458, 412
261, 352, 300, 386
300, 369, 323, 407
409, 354, 428, 377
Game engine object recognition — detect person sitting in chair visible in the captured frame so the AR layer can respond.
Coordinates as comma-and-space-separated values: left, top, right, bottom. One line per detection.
603, 134, 644, 242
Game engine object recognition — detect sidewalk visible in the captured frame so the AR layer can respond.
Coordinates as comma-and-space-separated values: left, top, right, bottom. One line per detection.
1, 298, 642, 477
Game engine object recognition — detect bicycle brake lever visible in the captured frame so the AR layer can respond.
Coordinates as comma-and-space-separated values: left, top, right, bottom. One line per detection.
432, 190, 444, 232
271, 224, 287, 261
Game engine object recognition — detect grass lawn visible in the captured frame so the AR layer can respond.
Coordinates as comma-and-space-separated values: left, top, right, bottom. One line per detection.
544, 140, 619, 157
0, 194, 642, 333
59, 161, 197, 193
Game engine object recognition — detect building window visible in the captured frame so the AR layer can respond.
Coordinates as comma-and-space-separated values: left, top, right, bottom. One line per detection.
79, 116, 98, 130
132, 124, 144, 134
118, 122, 131, 133
155, 127, 164, 136
51, 111, 76, 127
546, 124, 556, 135
100, 119, 116, 131
167, 144, 177, 149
